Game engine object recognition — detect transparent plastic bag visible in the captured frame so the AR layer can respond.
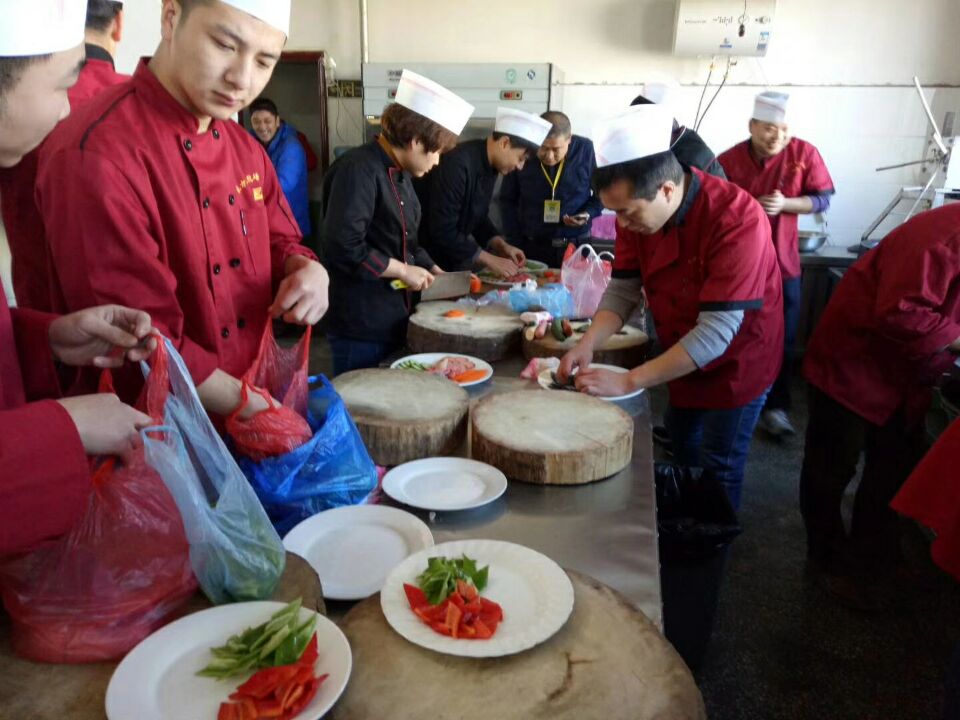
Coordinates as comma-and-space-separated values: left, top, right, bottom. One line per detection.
561, 243, 614, 318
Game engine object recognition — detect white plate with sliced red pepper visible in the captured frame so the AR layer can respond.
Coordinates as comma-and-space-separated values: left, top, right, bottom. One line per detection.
380, 539, 574, 658
105, 600, 351, 720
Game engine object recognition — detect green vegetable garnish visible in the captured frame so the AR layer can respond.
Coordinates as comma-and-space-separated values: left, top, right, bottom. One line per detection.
197, 598, 316, 680
416, 554, 489, 605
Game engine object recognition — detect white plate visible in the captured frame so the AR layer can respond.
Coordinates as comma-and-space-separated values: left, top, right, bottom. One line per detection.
390, 352, 494, 387
477, 260, 552, 287
382, 458, 508, 512
381, 539, 574, 658
105, 601, 351, 720
283, 506, 434, 600
536, 363, 645, 402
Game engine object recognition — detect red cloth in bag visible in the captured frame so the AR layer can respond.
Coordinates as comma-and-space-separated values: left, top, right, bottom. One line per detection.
0, 340, 197, 663
225, 324, 313, 461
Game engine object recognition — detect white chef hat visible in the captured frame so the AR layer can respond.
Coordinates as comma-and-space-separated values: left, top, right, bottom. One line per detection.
752, 91, 789, 124
593, 104, 674, 168
0, 0, 87, 57
640, 77, 681, 110
495, 107, 553, 148
221, 0, 291, 37
394, 69, 475, 136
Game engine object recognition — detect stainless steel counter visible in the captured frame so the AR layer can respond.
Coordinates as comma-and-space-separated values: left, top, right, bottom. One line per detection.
799, 244, 859, 269
372, 356, 663, 627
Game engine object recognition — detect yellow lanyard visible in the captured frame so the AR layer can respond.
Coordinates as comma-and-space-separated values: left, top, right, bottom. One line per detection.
540, 158, 565, 200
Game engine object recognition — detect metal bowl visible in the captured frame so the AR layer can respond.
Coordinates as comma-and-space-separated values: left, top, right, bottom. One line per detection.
798, 231, 828, 254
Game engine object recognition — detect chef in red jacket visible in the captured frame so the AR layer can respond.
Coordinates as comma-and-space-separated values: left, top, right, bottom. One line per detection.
559, 105, 784, 510
36, 0, 329, 420
718, 92, 835, 437
0, 0, 158, 556
0, 0, 130, 312
801, 204, 960, 606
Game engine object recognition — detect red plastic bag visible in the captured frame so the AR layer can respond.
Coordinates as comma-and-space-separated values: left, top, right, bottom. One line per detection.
0, 340, 197, 663
225, 324, 313, 461
561, 243, 614, 319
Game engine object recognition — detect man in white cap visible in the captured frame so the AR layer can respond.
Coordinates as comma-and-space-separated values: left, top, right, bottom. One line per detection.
0, 0, 158, 555
416, 107, 553, 276
1, 0, 129, 314
718, 91, 835, 437
558, 104, 784, 511
321, 69, 474, 374
630, 79, 725, 179
34, 0, 329, 422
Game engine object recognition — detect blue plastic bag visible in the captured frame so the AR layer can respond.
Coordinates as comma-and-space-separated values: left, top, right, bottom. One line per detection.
237, 375, 378, 536
142, 338, 286, 604
508, 282, 575, 317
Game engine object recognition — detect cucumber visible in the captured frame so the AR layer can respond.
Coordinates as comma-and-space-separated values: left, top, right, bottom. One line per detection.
551, 317, 566, 341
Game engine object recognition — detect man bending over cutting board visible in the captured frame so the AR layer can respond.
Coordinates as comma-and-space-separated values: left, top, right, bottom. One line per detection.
558, 104, 784, 511
322, 69, 475, 375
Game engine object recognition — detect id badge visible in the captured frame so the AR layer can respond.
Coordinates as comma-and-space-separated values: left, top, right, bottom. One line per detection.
543, 200, 561, 223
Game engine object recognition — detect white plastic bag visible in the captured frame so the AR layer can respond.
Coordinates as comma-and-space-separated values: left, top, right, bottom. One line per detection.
560, 244, 614, 318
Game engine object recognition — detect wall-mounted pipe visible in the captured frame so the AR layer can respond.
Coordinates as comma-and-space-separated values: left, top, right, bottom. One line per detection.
359, 0, 369, 64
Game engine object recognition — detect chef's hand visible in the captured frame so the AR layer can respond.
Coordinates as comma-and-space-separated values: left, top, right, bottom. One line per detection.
271, 256, 329, 325
575, 367, 638, 397
557, 341, 593, 384
48, 305, 156, 368
57, 394, 154, 459
400, 265, 435, 291
479, 252, 520, 278
489, 236, 526, 266
562, 213, 589, 228
757, 190, 785, 217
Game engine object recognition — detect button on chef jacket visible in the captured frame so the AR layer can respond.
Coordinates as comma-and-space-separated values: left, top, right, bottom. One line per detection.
0, 43, 130, 312
803, 204, 960, 427
414, 139, 501, 271
35, 61, 316, 401
612, 167, 784, 409
321, 139, 434, 343
0, 297, 89, 556
718, 138, 834, 279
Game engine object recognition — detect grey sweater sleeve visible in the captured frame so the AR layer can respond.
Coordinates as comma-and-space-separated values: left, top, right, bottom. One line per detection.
596, 277, 645, 321
678, 310, 745, 368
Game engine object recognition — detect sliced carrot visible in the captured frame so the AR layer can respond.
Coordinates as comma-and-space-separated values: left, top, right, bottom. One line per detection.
452, 368, 488, 383
443, 309, 466, 318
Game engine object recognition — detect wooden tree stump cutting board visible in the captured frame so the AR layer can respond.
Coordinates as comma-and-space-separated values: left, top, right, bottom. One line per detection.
523, 322, 649, 369
330, 570, 706, 720
333, 369, 469, 466
407, 300, 525, 362
471, 390, 633, 485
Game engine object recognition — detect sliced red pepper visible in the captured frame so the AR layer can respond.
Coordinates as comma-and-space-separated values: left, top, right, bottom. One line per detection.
473, 618, 493, 639
456, 579, 479, 602
283, 675, 325, 719
218, 703, 240, 720
297, 634, 319, 667
479, 597, 503, 622
234, 665, 299, 700
403, 583, 429, 609
448, 590, 466, 610
444, 600, 463, 639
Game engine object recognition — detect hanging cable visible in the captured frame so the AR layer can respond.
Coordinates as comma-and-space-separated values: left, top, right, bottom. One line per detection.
693, 57, 716, 130
696, 56, 734, 132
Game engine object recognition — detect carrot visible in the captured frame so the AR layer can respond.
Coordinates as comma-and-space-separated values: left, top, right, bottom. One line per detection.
452, 369, 488, 383
444, 309, 466, 318
470, 275, 483, 293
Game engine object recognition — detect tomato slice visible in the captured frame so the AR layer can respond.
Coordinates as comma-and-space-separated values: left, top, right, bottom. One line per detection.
217, 703, 240, 720
473, 618, 493, 639
444, 601, 463, 639
456, 580, 479, 602
479, 597, 503, 622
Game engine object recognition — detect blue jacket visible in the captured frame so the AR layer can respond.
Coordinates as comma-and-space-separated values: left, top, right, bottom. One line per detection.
499, 134, 603, 243
252, 121, 311, 236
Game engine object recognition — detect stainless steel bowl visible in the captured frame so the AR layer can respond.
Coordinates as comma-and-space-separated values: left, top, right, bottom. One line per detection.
798, 231, 828, 254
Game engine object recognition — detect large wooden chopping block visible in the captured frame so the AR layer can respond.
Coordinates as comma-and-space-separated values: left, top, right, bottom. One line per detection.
471, 389, 633, 485
330, 570, 705, 720
407, 300, 525, 362
333, 368, 469, 466
523, 323, 649, 369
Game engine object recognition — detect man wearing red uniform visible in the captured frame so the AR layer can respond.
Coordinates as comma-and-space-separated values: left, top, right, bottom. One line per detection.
559, 105, 784, 510
801, 204, 960, 605
0, 0, 158, 556
36, 0, 329, 419
0, 0, 129, 312
719, 91, 835, 437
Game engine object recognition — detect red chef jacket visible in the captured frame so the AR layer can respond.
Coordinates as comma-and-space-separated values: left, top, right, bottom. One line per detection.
0, 292, 89, 556
891, 418, 960, 581
35, 60, 316, 402
613, 168, 784, 409
718, 138, 834, 280
0, 45, 130, 312
803, 204, 960, 426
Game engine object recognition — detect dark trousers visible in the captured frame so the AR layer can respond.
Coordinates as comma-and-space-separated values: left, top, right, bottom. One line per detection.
327, 334, 402, 377
664, 387, 770, 512
765, 275, 802, 411
799, 386, 927, 572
